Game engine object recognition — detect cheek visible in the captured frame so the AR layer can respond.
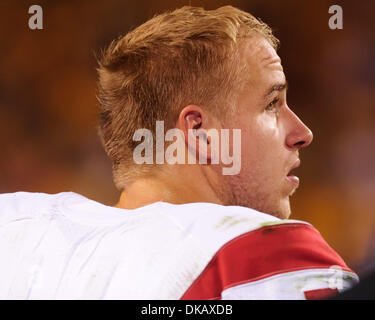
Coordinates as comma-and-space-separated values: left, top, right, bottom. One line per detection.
241, 119, 283, 177
242, 116, 279, 152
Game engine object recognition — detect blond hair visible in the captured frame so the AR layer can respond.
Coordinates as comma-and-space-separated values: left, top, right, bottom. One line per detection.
97, 5, 279, 191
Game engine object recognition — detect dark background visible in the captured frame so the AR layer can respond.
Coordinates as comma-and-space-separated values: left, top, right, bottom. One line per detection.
0, 0, 374, 274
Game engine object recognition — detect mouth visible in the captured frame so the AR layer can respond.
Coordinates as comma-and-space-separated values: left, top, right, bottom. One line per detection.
286, 159, 301, 189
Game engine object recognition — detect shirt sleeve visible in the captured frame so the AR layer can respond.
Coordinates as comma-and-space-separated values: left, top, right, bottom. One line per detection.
180, 222, 359, 300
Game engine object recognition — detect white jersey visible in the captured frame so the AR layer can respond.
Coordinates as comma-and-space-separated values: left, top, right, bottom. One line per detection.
0, 191, 358, 299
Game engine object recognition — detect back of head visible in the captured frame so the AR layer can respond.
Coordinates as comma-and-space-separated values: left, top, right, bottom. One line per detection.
96, 5, 279, 191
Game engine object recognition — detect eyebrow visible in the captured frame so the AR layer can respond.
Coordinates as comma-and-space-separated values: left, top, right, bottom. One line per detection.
264, 80, 288, 98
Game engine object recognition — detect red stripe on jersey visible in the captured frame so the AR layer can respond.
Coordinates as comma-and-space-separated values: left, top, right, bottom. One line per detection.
304, 288, 338, 300
181, 223, 353, 300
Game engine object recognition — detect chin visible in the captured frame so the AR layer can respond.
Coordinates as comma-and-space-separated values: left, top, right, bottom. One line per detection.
255, 197, 291, 220
237, 197, 291, 220
221, 176, 292, 219
273, 199, 292, 219
277, 210, 291, 220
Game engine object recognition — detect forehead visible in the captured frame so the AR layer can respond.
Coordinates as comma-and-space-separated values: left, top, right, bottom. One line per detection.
239, 36, 285, 85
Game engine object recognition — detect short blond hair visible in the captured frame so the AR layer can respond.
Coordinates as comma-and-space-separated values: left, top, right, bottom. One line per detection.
97, 5, 279, 191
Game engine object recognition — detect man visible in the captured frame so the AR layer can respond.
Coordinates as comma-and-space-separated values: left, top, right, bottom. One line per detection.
0, 6, 358, 299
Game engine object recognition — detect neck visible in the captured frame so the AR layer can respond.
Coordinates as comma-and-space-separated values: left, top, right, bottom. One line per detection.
114, 165, 224, 209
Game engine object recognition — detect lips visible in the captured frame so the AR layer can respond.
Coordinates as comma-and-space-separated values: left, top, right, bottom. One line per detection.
286, 159, 301, 188
286, 175, 300, 187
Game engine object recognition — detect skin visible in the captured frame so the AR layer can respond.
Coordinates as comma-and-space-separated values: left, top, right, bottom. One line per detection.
115, 36, 313, 219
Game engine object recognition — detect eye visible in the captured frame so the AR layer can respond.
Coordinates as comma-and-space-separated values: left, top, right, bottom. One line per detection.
265, 98, 279, 112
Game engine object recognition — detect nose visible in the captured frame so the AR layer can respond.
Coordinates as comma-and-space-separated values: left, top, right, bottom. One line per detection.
285, 107, 313, 150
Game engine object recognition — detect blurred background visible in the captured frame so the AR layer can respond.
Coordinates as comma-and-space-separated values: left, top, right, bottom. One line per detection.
0, 0, 374, 274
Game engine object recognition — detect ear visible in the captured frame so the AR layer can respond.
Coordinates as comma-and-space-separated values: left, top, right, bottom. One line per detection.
178, 105, 212, 163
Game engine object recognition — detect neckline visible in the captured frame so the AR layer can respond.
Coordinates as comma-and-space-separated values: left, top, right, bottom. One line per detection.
59, 191, 170, 216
